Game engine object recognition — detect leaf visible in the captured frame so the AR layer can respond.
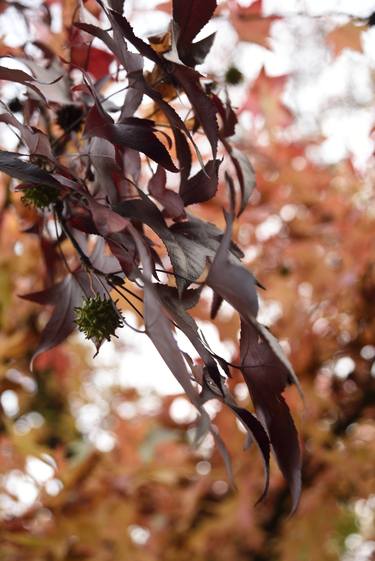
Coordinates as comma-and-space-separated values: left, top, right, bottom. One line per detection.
0, 65, 46, 101
206, 213, 259, 320
180, 159, 221, 206
173, 0, 217, 51
180, 32, 216, 67
326, 22, 366, 56
228, 147, 256, 215
0, 151, 60, 188
0, 112, 53, 160
240, 68, 293, 130
20, 239, 118, 366
84, 104, 177, 172
240, 318, 302, 512
148, 165, 185, 219
212, 93, 238, 138
87, 198, 128, 236
75, 21, 143, 75
15, 58, 72, 105
172, 64, 219, 159
170, 214, 243, 286
129, 225, 201, 407
114, 194, 188, 294
109, 9, 166, 69
155, 284, 225, 390
229, 0, 279, 49
20, 273, 86, 368
201, 368, 270, 503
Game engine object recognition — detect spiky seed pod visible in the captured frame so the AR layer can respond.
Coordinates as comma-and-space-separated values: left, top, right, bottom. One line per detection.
21, 185, 60, 209
74, 295, 124, 348
225, 65, 244, 85
56, 104, 84, 133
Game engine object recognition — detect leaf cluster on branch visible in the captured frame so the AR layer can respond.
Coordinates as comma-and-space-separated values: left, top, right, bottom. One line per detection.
0, 0, 302, 510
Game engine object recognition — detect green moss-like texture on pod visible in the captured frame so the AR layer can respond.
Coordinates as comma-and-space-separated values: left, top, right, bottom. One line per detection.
21, 185, 60, 209
74, 295, 124, 347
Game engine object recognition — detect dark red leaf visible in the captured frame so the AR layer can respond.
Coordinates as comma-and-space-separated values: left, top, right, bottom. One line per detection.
180, 159, 221, 206
173, 0, 217, 50
114, 194, 188, 294
84, 105, 177, 172
172, 64, 219, 159
201, 368, 270, 503
240, 319, 302, 512
180, 32, 216, 67
148, 165, 185, 219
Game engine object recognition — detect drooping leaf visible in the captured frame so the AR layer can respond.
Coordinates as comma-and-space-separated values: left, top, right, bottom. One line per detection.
129, 225, 201, 406
206, 212, 259, 320
172, 64, 219, 159
200, 368, 270, 503
240, 318, 302, 512
0, 151, 60, 188
228, 147, 256, 215
170, 214, 244, 286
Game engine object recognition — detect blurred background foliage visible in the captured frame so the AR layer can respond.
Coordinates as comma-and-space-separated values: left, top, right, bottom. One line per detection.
0, 1, 375, 560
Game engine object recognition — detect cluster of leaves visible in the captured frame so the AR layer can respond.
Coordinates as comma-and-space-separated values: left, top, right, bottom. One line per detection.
1, 1, 375, 560
0, 0, 302, 509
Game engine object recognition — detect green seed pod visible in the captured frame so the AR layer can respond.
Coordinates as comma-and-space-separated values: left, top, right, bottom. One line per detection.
21, 185, 60, 209
74, 295, 124, 349
225, 66, 244, 86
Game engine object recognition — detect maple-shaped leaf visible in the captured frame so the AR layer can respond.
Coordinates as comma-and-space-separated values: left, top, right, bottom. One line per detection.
240, 68, 293, 130
326, 22, 366, 56
229, 0, 279, 49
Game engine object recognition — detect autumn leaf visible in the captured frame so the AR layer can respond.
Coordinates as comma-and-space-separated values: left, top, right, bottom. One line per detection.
326, 21, 366, 56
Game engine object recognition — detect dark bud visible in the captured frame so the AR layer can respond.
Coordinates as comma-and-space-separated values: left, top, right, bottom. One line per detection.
368, 12, 375, 26
56, 104, 84, 133
8, 97, 23, 113
225, 66, 244, 86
